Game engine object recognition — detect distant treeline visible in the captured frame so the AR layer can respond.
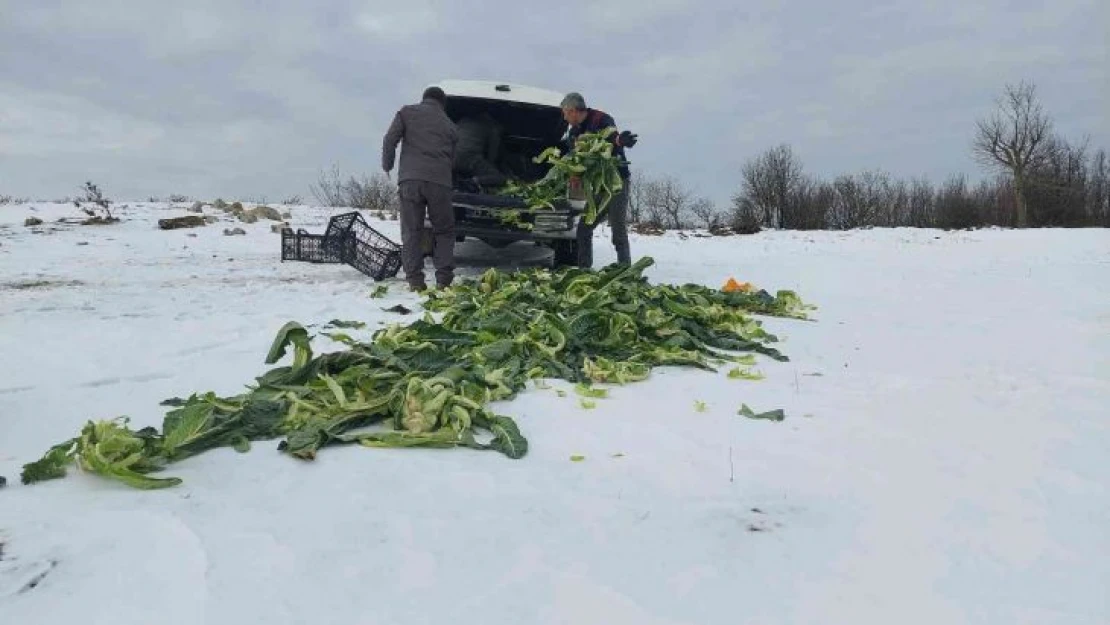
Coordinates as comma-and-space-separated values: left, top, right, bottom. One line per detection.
630, 81, 1108, 231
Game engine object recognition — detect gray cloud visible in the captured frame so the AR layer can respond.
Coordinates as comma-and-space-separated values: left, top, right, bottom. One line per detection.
0, 0, 1105, 206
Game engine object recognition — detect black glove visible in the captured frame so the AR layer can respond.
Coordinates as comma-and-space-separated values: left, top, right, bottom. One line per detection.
617, 130, 638, 148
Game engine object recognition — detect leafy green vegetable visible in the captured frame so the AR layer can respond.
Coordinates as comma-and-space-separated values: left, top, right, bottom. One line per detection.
498, 129, 626, 226
369, 285, 389, 299
694, 400, 708, 413
20, 419, 181, 489
325, 319, 367, 329
21, 439, 78, 484
738, 404, 786, 422
475, 414, 528, 459
75, 419, 182, 490
574, 383, 609, 399
570, 455, 586, 462
728, 367, 766, 380
22, 256, 810, 489
161, 395, 286, 461
322, 331, 358, 346
265, 321, 313, 370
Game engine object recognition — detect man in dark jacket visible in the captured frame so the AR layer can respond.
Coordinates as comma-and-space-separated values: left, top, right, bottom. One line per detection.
382, 86, 459, 290
559, 92, 638, 267
454, 112, 508, 188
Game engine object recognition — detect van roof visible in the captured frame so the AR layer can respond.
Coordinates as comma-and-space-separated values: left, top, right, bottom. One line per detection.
429, 80, 566, 108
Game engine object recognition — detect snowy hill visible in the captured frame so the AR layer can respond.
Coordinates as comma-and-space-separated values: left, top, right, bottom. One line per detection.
1, 201, 1107, 624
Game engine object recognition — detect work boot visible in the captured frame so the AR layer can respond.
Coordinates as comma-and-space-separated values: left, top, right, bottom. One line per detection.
409, 282, 427, 293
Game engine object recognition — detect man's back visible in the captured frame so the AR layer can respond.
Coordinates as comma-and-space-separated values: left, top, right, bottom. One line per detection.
382, 98, 458, 188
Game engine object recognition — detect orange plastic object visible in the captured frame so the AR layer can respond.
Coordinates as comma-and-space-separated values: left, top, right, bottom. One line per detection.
722, 278, 752, 293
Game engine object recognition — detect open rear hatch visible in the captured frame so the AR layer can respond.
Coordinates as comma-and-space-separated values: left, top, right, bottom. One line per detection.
444, 95, 565, 183
444, 93, 575, 232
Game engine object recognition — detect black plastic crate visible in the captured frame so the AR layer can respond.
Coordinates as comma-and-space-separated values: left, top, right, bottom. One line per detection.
348, 237, 403, 280
280, 212, 402, 281
323, 212, 361, 240
281, 228, 345, 264
324, 212, 403, 280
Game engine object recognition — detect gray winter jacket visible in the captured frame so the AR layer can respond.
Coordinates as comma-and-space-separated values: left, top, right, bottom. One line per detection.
381, 98, 459, 188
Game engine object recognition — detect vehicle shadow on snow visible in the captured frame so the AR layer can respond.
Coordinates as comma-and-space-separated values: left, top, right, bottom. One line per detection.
448, 239, 554, 270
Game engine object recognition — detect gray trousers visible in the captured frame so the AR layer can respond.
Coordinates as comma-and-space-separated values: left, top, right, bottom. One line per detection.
398, 180, 455, 287
575, 183, 631, 268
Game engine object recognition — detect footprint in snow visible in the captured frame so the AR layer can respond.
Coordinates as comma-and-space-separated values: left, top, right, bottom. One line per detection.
0, 557, 58, 598
80, 377, 121, 388
173, 340, 228, 357
79, 372, 173, 388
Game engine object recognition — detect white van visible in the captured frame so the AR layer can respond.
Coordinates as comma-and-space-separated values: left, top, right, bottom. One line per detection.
428, 79, 589, 268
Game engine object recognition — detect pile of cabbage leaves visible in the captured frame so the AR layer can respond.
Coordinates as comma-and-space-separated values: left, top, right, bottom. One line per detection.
20, 257, 812, 490
498, 128, 625, 228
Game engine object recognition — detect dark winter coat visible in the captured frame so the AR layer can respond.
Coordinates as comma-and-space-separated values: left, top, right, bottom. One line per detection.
382, 98, 459, 188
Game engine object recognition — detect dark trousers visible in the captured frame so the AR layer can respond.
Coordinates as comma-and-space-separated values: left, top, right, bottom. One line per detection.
575, 183, 631, 268
398, 180, 455, 287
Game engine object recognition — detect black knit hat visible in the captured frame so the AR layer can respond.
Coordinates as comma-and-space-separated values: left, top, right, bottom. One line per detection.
422, 86, 446, 104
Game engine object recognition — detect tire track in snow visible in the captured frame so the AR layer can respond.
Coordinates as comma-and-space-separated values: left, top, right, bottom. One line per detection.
78, 372, 174, 388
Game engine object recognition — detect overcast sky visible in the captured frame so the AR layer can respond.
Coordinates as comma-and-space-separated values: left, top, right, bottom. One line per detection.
1, 0, 1106, 205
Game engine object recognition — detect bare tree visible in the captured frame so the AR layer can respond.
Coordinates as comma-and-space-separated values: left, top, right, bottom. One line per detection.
827, 171, 891, 229
1090, 149, 1110, 226
310, 165, 346, 206
689, 197, 721, 229
879, 176, 910, 227
73, 181, 117, 222
626, 172, 646, 224
786, 176, 832, 230
738, 144, 805, 228
657, 176, 693, 229
728, 194, 762, 233
638, 178, 666, 227
346, 173, 398, 215
638, 174, 692, 229
935, 174, 972, 229
908, 177, 935, 228
972, 81, 1053, 227
310, 165, 398, 215
1024, 134, 1095, 226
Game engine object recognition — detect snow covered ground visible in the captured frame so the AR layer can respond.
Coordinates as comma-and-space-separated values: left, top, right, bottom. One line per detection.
1, 201, 1107, 625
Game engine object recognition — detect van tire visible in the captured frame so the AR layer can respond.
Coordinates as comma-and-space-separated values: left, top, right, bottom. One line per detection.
552, 239, 586, 268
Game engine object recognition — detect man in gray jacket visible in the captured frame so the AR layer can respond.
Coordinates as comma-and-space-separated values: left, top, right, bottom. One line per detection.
382, 86, 459, 291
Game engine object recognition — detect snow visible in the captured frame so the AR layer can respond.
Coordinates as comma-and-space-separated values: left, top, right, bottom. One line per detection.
1, 201, 1107, 624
